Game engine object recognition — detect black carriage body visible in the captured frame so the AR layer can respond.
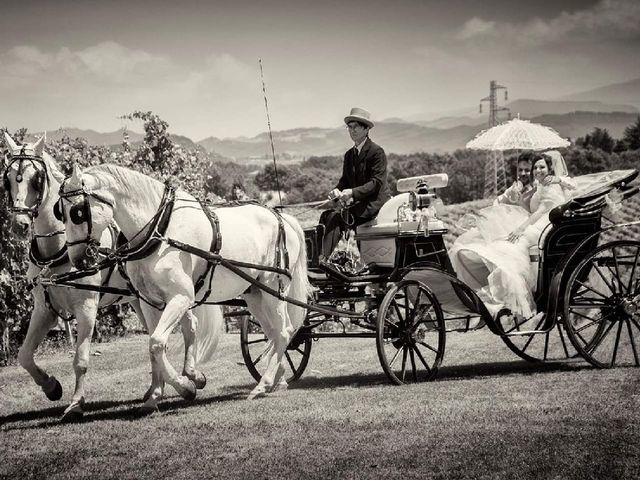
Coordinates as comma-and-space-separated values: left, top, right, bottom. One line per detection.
534, 213, 602, 313
304, 224, 453, 280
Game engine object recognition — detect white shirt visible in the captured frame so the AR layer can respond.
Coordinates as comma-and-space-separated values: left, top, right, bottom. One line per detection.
354, 138, 367, 155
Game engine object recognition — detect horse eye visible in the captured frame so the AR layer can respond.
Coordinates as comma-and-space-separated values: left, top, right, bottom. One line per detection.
53, 201, 64, 221
30, 174, 43, 191
70, 205, 87, 225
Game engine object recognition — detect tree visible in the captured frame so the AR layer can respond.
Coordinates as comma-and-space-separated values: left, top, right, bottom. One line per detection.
120, 111, 176, 173
254, 164, 297, 192
622, 116, 640, 151
576, 127, 616, 153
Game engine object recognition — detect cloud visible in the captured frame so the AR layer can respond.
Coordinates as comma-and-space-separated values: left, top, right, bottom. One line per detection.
75, 41, 172, 83
0, 42, 173, 86
413, 45, 471, 72
177, 53, 259, 101
205, 54, 256, 88
456, 18, 496, 40
455, 0, 640, 47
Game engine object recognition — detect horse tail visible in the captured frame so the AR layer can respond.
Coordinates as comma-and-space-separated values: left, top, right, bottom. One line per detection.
193, 304, 225, 365
281, 214, 313, 328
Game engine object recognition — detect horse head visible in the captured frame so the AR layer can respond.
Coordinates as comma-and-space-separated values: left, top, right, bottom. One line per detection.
58, 164, 116, 270
3, 131, 49, 239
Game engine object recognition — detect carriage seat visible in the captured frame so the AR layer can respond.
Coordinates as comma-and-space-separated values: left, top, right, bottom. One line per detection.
356, 174, 449, 267
530, 169, 639, 302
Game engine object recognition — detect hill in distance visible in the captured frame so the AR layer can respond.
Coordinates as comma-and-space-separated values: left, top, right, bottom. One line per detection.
40, 128, 144, 145
415, 98, 638, 130
30, 77, 640, 160
558, 77, 640, 108
197, 111, 639, 161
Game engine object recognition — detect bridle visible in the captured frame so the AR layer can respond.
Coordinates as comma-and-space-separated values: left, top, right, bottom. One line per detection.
2, 147, 48, 218
56, 179, 115, 260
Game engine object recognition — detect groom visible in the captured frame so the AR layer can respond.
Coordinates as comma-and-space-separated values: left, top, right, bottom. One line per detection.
496, 151, 535, 209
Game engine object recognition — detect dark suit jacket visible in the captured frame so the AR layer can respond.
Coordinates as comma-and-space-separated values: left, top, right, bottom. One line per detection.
336, 137, 391, 220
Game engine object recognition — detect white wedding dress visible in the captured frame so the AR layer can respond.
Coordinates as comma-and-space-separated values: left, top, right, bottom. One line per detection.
450, 183, 567, 318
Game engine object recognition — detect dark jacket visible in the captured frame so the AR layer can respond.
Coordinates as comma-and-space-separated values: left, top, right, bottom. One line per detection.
336, 137, 391, 220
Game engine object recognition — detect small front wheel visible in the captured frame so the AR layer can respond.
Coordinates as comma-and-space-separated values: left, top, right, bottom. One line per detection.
376, 279, 446, 385
240, 315, 312, 383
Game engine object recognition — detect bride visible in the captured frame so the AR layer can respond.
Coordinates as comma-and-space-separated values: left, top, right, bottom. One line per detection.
450, 151, 574, 319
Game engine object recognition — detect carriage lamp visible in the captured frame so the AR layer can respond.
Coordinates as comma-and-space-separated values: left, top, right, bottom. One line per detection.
409, 191, 436, 211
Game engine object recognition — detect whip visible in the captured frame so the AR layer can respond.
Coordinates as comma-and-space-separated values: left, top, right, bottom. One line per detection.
258, 58, 283, 206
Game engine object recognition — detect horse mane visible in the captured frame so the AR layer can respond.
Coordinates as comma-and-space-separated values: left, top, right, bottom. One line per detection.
41, 151, 65, 184
84, 164, 164, 203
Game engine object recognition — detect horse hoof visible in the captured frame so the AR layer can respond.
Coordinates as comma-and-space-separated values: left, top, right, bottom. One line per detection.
61, 398, 85, 423
247, 388, 267, 400
269, 381, 288, 394
43, 376, 63, 401
176, 380, 197, 401
183, 370, 207, 390
193, 372, 207, 390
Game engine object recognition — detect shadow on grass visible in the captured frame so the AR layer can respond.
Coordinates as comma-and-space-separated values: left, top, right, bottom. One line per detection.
1, 362, 595, 429
0, 388, 250, 431
291, 359, 594, 390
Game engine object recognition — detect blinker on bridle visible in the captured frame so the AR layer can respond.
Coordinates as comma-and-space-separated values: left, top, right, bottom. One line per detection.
56, 179, 115, 260
2, 148, 48, 217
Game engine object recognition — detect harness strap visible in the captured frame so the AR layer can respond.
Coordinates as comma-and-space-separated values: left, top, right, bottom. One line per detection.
29, 238, 69, 269
113, 182, 176, 261
191, 203, 223, 308
270, 208, 289, 295
43, 288, 74, 322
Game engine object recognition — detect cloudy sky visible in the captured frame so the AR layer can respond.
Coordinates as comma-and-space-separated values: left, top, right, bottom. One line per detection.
1, 0, 638, 140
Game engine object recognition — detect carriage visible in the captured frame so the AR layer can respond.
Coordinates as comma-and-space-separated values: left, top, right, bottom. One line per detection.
5, 133, 640, 415
238, 170, 640, 385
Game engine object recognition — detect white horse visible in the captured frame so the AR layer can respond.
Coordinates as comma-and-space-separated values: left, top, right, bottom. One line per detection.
2, 133, 222, 420
58, 163, 311, 410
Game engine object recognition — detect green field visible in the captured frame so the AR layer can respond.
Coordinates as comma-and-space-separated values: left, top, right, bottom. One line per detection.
1, 331, 638, 480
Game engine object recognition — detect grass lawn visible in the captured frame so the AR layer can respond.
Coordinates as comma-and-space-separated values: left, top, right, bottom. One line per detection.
0, 329, 638, 480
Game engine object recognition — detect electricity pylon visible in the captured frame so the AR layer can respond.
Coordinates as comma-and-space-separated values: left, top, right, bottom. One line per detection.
479, 80, 511, 198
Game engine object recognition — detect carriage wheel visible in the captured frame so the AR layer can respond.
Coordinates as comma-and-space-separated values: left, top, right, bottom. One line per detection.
376, 279, 446, 385
240, 315, 312, 383
499, 313, 580, 363
563, 240, 640, 369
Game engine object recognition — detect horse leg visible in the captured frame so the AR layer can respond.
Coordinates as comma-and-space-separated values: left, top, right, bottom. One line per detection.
244, 291, 291, 399
128, 300, 165, 404
266, 300, 295, 395
137, 305, 164, 413
17, 301, 62, 401
61, 296, 99, 423
180, 311, 207, 390
149, 294, 198, 402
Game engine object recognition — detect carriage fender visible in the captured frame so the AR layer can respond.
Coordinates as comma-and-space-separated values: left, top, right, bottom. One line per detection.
400, 265, 499, 334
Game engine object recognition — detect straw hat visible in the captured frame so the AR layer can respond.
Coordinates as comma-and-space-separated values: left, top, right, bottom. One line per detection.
344, 107, 374, 128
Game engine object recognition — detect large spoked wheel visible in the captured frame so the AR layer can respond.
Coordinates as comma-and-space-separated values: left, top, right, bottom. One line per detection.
563, 240, 640, 369
498, 313, 579, 363
376, 279, 446, 385
240, 315, 312, 383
